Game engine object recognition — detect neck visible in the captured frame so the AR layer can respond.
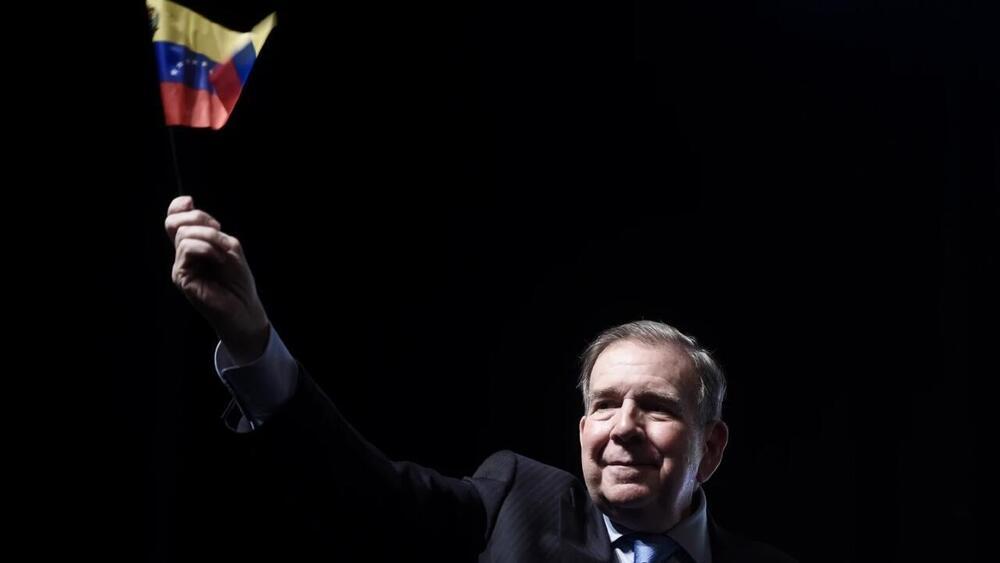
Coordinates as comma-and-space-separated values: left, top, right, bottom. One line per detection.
603, 488, 699, 533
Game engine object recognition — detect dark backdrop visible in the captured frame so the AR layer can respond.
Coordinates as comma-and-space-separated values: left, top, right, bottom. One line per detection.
93, 0, 998, 560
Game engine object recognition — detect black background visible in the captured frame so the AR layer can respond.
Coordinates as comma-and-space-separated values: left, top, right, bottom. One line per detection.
77, 0, 999, 560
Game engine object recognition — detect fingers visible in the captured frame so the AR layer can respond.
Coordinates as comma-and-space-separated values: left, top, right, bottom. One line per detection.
172, 238, 230, 286
165, 196, 222, 242
167, 195, 194, 215
165, 210, 223, 245
173, 225, 240, 253
174, 237, 228, 269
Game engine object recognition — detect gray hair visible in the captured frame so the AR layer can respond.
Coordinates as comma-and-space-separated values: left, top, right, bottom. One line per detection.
578, 320, 727, 425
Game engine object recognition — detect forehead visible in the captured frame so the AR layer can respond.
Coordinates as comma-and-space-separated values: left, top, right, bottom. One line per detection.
589, 339, 696, 396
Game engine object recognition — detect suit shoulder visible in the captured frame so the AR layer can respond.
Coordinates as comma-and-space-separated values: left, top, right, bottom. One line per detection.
735, 540, 798, 563
474, 450, 578, 484
712, 521, 798, 563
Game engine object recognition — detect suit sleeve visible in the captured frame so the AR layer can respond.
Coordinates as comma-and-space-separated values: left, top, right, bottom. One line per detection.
232, 364, 490, 559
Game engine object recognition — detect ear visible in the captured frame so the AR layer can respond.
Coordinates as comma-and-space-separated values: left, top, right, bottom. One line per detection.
579, 415, 587, 447
696, 420, 729, 483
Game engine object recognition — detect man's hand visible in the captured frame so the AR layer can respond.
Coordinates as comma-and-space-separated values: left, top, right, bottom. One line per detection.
165, 196, 270, 364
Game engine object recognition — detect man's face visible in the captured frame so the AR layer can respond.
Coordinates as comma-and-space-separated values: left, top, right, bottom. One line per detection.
579, 339, 725, 529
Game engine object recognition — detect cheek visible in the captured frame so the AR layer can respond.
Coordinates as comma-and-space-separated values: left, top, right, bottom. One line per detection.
646, 426, 693, 457
581, 423, 610, 458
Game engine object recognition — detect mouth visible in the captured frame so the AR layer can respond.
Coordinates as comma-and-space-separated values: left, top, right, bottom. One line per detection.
605, 461, 654, 468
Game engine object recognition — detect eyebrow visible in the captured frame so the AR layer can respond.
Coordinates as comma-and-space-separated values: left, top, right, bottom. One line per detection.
587, 388, 619, 404
588, 388, 685, 409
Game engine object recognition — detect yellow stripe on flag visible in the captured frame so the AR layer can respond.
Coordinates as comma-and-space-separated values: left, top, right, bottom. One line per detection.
147, 0, 275, 63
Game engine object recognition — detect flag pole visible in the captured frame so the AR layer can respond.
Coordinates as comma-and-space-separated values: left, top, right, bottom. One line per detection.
166, 126, 185, 196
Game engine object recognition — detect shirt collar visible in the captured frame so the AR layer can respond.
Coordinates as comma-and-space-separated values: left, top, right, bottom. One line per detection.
602, 487, 712, 563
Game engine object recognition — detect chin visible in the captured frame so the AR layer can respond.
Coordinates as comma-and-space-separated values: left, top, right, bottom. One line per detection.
601, 483, 656, 508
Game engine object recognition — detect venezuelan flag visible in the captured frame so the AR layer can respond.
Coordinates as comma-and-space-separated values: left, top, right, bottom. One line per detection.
148, 0, 276, 129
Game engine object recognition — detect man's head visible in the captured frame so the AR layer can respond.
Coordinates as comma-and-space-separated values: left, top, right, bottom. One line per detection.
578, 321, 729, 532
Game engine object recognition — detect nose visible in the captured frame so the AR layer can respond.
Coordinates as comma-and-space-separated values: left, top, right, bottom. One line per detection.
609, 400, 644, 444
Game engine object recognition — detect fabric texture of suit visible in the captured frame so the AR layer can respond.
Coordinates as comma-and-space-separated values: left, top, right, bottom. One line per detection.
235, 366, 796, 562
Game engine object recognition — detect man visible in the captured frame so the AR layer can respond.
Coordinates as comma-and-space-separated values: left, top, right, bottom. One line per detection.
165, 195, 796, 562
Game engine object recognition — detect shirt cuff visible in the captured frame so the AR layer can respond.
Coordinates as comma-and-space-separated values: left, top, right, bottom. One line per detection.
214, 326, 298, 432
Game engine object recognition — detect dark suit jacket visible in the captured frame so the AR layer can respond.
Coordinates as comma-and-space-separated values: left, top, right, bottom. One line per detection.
236, 368, 796, 562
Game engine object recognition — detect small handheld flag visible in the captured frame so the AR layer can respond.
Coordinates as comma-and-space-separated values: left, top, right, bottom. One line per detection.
148, 0, 276, 129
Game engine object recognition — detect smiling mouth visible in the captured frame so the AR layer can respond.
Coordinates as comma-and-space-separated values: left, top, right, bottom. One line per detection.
606, 462, 653, 467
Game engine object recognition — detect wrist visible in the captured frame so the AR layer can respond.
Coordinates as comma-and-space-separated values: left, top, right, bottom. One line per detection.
222, 319, 270, 365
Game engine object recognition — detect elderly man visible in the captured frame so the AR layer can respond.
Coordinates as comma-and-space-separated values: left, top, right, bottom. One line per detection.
165, 195, 796, 562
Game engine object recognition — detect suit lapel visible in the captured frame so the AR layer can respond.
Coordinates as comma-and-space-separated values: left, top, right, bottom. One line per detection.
558, 485, 615, 562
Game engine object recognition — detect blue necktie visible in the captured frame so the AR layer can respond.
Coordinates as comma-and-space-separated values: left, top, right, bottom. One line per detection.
623, 533, 682, 563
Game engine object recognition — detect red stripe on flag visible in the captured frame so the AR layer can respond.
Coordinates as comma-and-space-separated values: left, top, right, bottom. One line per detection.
159, 82, 230, 129
210, 60, 244, 115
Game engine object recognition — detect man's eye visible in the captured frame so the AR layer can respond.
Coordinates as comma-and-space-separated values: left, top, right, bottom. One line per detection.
592, 401, 616, 411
